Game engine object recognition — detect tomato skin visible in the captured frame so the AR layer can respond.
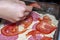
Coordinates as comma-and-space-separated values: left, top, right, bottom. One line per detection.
36, 21, 56, 34
41, 36, 52, 40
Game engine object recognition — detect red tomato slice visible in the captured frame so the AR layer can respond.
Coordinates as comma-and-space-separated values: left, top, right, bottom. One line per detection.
26, 30, 40, 37
41, 36, 52, 40
22, 16, 33, 28
26, 30, 40, 40
1, 23, 26, 36
1, 23, 19, 36
36, 21, 56, 34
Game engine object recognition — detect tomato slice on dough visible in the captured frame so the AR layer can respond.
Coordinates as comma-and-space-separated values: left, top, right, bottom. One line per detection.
1, 23, 19, 36
36, 21, 56, 34
26, 30, 40, 40
1, 23, 26, 36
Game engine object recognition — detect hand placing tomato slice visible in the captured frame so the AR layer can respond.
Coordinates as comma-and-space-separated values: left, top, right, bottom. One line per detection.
36, 21, 56, 34
41, 36, 52, 40
1, 16, 33, 36
22, 16, 33, 28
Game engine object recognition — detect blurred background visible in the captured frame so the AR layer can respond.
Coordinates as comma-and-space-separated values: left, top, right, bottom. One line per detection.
22, 0, 60, 4
38, 0, 60, 4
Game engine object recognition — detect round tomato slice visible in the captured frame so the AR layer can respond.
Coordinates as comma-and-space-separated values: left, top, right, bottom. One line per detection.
1, 23, 19, 36
1, 23, 27, 36
36, 21, 56, 34
41, 36, 52, 40
22, 16, 33, 28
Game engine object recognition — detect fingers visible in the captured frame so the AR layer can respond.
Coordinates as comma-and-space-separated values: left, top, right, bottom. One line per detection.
26, 6, 33, 12
0, 1, 33, 23
24, 6, 33, 16
2, 16, 20, 23
24, 12, 30, 16
16, 1, 25, 5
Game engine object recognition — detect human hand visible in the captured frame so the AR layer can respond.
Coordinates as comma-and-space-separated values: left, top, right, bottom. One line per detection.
0, 0, 32, 23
